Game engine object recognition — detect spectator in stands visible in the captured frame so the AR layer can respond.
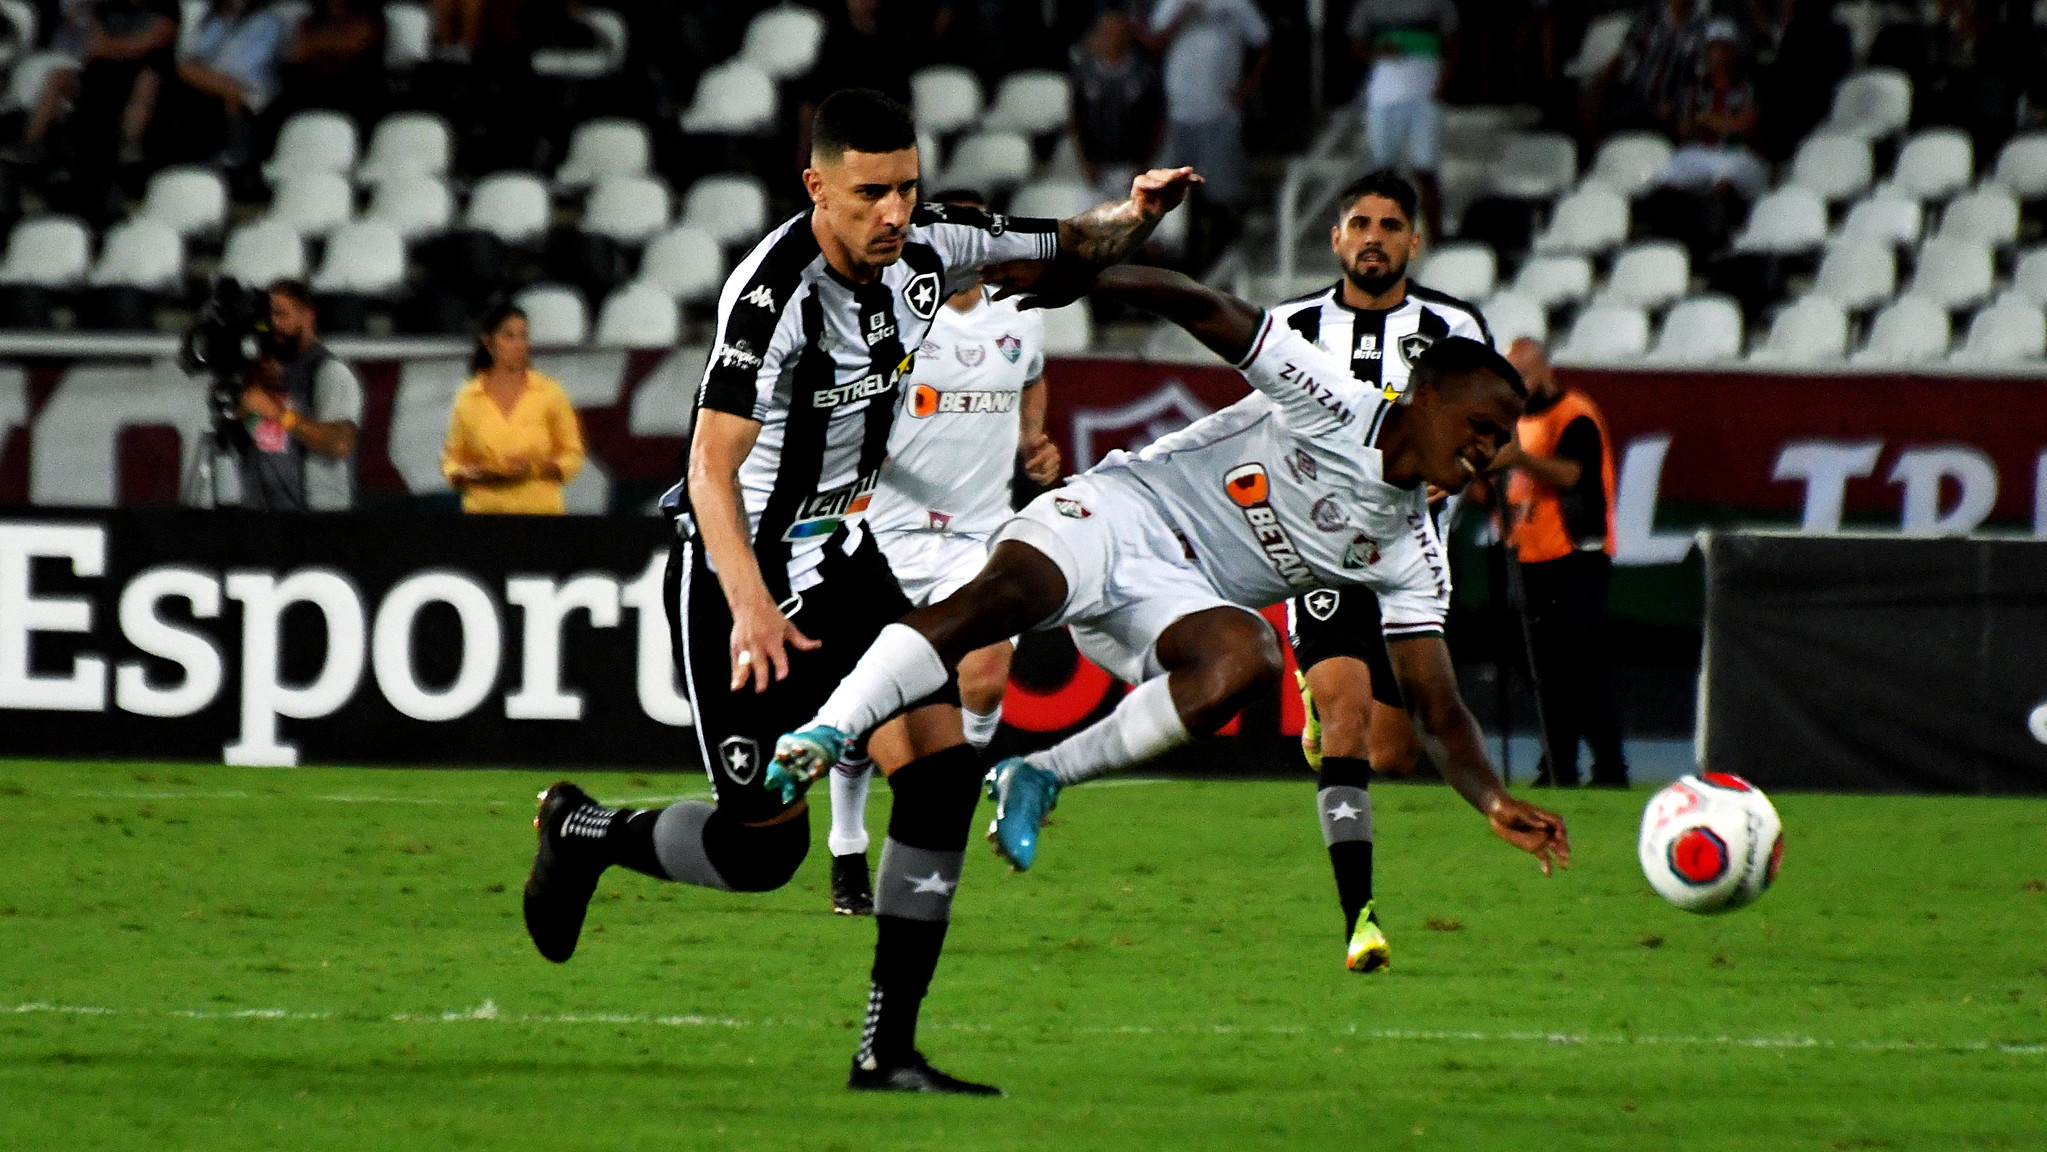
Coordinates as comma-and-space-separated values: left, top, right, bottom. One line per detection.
278, 0, 387, 128
1347, 0, 1459, 239
1587, 0, 1709, 137
235, 280, 363, 511
22, 0, 178, 176
1754, 0, 1848, 158
1655, 19, 1767, 200
171, 0, 291, 167
1142, 0, 1270, 213
1068, 8, 1165, 208
797, 0, 929, 167
441, 301, 586, 515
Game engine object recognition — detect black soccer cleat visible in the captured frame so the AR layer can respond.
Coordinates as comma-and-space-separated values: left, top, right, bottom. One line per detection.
523, 782, 610, 963
848, 1050, 1003, 1096
830, 851, 874, 916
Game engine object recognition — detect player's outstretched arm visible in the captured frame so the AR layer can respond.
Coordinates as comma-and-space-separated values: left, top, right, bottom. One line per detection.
688, 410, 820, 692
1057, 167, 1203, 265
1388, 634, 1571, 874
1089, 264, 1263, 363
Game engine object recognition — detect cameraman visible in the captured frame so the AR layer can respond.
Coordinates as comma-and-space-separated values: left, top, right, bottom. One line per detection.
235, 279, 361, 510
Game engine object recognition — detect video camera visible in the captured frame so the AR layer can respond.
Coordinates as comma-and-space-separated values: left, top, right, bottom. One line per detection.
177, 278, 279, 444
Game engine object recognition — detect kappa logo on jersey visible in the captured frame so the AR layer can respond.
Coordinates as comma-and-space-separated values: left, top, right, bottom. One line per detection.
909, 383, 1018, 418
996, 333, 1022, 363
905, 271, 942, 320
1341, 532, 1381, 570
781, 471, 880, 541
864, 311, 898, 348
739, 284, 776, 310
813, 372, 895, 408
1054, 496, 1090, 518
1302, 588, 1341, 621
955, 343, 986, 367
1223, 463, 1316, 589
1310, 495, 1349, 532
713, 340, 762, 371
1284, 448, 1318, 483
719, 736, 761, 785
1355, 333, 1381, 361
1398, 332, 1434, 368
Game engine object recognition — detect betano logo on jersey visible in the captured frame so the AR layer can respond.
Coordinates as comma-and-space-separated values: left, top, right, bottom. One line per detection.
908, 383, 1018, 418
781, 471, 881, 541
1222, 463, 1316, 589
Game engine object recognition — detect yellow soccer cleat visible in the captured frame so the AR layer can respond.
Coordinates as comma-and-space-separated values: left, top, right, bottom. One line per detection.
1298, 671, 1324, 772
1345, 902, 1390, 973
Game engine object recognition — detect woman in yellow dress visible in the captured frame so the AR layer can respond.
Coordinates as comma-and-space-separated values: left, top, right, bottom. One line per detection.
440, 302, 586, 514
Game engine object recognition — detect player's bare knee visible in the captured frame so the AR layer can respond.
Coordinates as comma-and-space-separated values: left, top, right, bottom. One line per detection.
1172, 615, 1283, 734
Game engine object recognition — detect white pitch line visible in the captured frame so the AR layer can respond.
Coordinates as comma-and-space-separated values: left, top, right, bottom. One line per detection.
56, 790, 713, 806
6, 1001, 2042, 1056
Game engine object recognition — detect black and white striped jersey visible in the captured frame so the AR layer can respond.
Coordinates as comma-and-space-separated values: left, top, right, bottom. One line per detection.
1266, 280, 1492, 402
662, 204, 1059, 598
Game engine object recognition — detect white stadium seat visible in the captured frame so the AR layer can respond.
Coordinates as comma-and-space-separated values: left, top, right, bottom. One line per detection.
366, 174, 455, 242
596, 281, 681, 347
912, 65, 983, 135
982, 70, 1070, 136
1790, 134, 1873, 202
1587, 132, 1674, 198
1887, 128, 1972, 202
356, 112, 453, 186
1853, 295, 1950, 364
0, 217, 89, 288
88, 218, 182, 292
1810, 238, 1895, 310
1991, 132, 2047, 201
1820, 68, 1912, 140
1506, 253, 1594, 309
1733, 186, 1828, 254
638, 225, 724, 303
1478, 290, 1548, 347
681, 173, 769, 248
1834, 193, 1921, 248
582, 175, 671, 246
464, 171, 551, 245
1749, 295, 1848, 363
311, 218, 406, 295
1648, 294, 1744, 362
1594, 240, 1689, 310
384, 2, 431, 69
680, 59, 776, 135
517, 284, 589, 346
2007, 246, 2047, 306
266, 111, 359, 182
939, 130, 1033, 192
0, 0, 38, 56
266, 172, 354, 239
1555, 303, 1649, 361
1040, 301, 1093, 353
532, 6, 626, 79
555, 119, 650, 189
138, 166, 228, 239
1488, 132, 1577, 199
5, 52, 74, 116
1413, 242, 1496, 301
1010, 179, 1096, 222
1564, 12, 1630, 78
1531, 183, 1628, 256
1936, 186, 2019, 246
1952, 300, 2046, 363
1904, 238, 1994, 310
740, 4, 826, 80
220, 219, 307, 286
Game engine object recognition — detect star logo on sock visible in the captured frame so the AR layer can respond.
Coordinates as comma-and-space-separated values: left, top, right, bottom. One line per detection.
908, 871, 957, 895
1326, 800, 1363, 821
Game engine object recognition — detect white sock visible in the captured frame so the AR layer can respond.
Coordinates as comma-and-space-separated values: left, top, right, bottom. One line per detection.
1030, 676, 1189, 787
961, 704, 1003, 749
827, 756, 873, 857
811, 623, 950, 736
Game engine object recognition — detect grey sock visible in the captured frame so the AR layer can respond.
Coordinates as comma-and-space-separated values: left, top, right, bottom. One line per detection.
871, 837, 963, 921
650, 801, 734, 890
1317, 786, 1374, 845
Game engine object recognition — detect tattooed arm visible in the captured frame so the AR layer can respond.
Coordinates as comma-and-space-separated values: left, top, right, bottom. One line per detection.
1055, 167, 1203, 266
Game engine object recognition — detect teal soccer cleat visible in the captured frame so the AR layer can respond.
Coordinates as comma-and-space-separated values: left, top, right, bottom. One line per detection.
984, 758, 1060, 871
767, 725, 850, 805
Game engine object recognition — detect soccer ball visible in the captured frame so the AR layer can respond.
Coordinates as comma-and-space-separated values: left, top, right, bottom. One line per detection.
1638, 773, 1784, 914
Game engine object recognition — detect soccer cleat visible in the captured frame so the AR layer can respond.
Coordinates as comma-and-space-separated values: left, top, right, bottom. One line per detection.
523, 782, 610, 964
1298, 671, 1324, 772
767, 725, 851, 805
848, 1050, 1003, 1096
984, 757, 1059, 871
830, 851, 874, 916
1345, 902, 1390, 973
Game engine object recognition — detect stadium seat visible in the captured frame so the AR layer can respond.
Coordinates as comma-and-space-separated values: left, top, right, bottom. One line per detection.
1810, 238, 1895, 309
1564, 12, 1631, 78
680, 173, 769, 248
1487, 132, 1577, 199
940, 130, 1033, 193
177, 0, 205, 55
266, 172, 354, 239
265, 111, 359, 183
1834, 193, 1921, 248
1886, 128, 1972, 202
1477, 290, 1547, 346
1594, 240, 1690, 310
582, 175, 671, 246
912, 66, 983, 135
2006, 247, 2047, 305
220, 219, 307, 285
517, 284, 589, 345
367, 175, 455, 242
1648, 294, 1744, 362
679, 60, 778, 136
463, 171, 551, 246
1853, 295, 1950, 364
1413, 242, 1496, 300
1935, 186, 2019, 246
1587, 132, 1675, 199
1991, 132, 2047, 201
1819, 67, 1912, 139
138, 166, 228, 239
1904, 238, 1994, 310
532, 7, 627, 79
983, 70, 1071, 137
1748, 295, 1848, 363
637, 225, 723, 303
594, 281, 680, 347
4, 53, 73, 117
86, 217, 181, 293
1952, 300, 2046, 363
1010, 179, 1096, 221
555, 119, 651, 190
384, 2, 431, 70
311, 218, 406, 296
1555, 303, 1649, 361
1505, 253, 1594, 309
740, 4, 826, 80
1040, 301, 1093, 353
1530, 183, 1629, 255
0, 0, 37, 55
1789, 134, 1873, 202
356, 113, 453, 187
0, 216, 90, 289
1733, 186, 1827, 253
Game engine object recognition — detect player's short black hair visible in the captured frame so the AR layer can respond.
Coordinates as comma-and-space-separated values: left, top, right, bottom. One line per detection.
1411, 336, 1527, 399
812, 89, 918, 163
1336, 169, 1419, 227
929, 187, 986, 207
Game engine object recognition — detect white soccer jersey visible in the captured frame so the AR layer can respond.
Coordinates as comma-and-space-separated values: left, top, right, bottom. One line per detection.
1265, 280, 1490, 400
867, 289, 1046, 540
1088, 313, 1452, 636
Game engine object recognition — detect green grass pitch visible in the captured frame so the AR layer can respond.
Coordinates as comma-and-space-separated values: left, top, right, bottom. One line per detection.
3, 758, 2045, 1151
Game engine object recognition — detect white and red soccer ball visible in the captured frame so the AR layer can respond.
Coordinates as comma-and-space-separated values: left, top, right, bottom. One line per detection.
1638, 773, 1784, 914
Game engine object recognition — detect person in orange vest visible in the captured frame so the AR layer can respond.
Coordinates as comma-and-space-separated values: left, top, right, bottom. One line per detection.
1496, 338, 1629, 788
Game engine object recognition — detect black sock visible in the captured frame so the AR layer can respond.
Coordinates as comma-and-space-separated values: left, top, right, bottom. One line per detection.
1317, 756, 1376, 938
1329, 840, 1375, 937
609, 809, 667, 879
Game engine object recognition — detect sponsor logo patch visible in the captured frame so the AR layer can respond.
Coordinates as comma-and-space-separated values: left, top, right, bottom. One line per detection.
996, 333, 1022, 363
1302, 588, 1341, 621
1223, 463, 1315, 589
864, 311, 898, 348
1355, 332, 1381, 361
781, 472, 880, 541
813, 373, 894, 408
1276, 360, 1355, 426
909, 384, 1019, 417
713, 340, 761, 371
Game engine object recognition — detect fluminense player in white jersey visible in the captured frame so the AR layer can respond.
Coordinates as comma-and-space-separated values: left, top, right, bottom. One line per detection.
825, 188, 1062, 916
769, 263, 1569, 909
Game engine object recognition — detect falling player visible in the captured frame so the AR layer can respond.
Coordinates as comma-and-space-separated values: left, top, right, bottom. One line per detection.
826, 187, 1062, 916
771, 264, 1568, 910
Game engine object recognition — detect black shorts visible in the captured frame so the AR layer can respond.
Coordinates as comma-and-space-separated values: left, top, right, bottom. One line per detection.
1286, 587, 1404, 709
667, 529, 958, 824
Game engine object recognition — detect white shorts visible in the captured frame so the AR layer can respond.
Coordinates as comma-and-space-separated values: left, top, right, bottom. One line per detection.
994, 474, 1258, 684
875, 528, 993, 608
1364, 96, 1442, 173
